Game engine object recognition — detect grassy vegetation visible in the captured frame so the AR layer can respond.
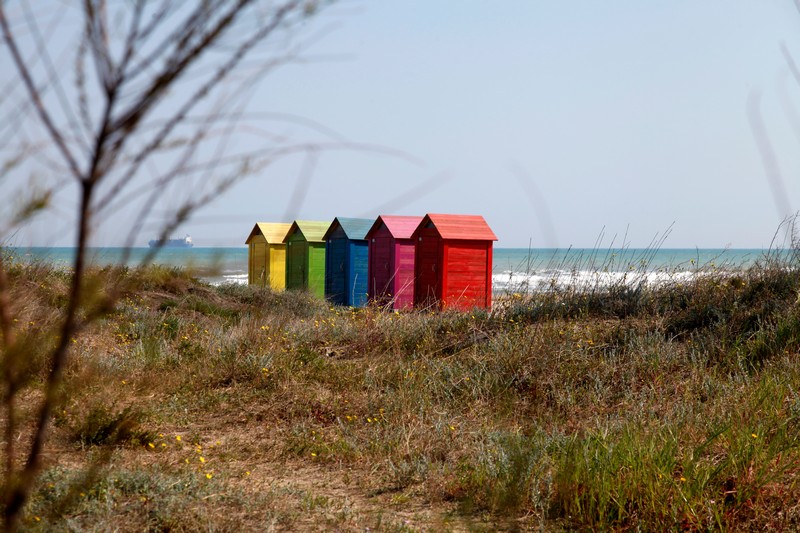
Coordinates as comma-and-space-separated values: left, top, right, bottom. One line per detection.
4, 252, 800, 530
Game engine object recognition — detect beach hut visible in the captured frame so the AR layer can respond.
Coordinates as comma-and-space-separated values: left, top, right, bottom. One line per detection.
323, 217, 373, 307
412, 214, 498, 310
283, 220, 330, 298
365, 215, 423, 310
245, 222, 291, 290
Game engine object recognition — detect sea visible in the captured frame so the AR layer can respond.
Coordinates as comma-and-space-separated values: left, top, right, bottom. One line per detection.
5, 246, 784, 295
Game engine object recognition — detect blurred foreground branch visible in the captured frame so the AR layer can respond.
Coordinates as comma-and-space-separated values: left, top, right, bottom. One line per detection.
0, 1, 331, 529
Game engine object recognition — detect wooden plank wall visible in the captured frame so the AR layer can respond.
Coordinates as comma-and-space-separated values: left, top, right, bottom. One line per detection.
368, 225, 393, 305
349, 240, 369, 307
443, 241, 490, 310
414, 226, 442, 308
267, 243, 286, 290
307, 243, 326, 298
248, 238, 267, 287
393, 240, 416, 309
286, 237, 308, 290
325, 234, 348, 305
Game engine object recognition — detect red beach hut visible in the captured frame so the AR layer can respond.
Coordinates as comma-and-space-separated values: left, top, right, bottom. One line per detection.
365, 215, 423, 309
412, 214, 498, 311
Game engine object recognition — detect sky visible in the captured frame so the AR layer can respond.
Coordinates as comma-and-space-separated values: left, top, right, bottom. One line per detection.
5, 1, 800, 249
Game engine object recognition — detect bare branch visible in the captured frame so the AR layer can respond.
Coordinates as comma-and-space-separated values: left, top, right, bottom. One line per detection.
509, 162, 559, 248
98, 1, 302, 208
0, 3, 337, 527
747, 90, 793, 219
0, 252, 17, 496
76, 33, 94, 136
114, 0, 146, 85
359, 171, 455, 220
126, 163, 246, 268
84, 0, 114, 94
282, 150, 319, 221
110, 0, 253, 137
781, 41, 800, 87
4, 183, 94, 527
127, 1, 227, 82
118, 108, 218, 249
20, 1, 89, 152
136, 1, 176, 45
0, 6, 82, 180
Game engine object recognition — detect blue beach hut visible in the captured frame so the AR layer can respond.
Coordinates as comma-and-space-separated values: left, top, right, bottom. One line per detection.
323, 217, 373, 307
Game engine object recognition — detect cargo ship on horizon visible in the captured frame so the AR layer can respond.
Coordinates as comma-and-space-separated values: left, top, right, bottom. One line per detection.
148, 235, 194, 248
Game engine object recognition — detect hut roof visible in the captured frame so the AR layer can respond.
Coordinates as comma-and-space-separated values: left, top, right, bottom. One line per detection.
415, 214, 498, 241
245, 222, 292, 245
322, 217, 373, 241
366, 215, 423, 240
283, 220, 330, 243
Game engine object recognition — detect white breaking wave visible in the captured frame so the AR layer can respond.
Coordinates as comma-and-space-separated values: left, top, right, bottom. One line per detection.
202, 272, 248, 286
221, 273, 248, 285
493, 269, 703, 294
205, 268, 725, 292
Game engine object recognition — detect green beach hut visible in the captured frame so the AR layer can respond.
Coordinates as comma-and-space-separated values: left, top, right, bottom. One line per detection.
283, 220, 330, 298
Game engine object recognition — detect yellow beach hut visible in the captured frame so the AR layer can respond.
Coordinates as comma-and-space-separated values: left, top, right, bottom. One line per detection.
245, 222, 292, 290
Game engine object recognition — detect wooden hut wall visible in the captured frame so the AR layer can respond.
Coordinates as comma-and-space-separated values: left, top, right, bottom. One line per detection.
285, 232, 308, 291
324, 218, 371, 307
366, 216, 421, 310
306, 242, 327, 298
442, 241, 493, 310
284, 220, 329, 298
248, 234, 267, 286
286, 238, 326, 298
414, 221, 443, 309
367, 224, 393, 305
348, 240, 369, 307
392, 240, 416, 309
245, 222, 290, 290
267, 243, 287, 290
325, 228, 348, 304
412, 214, 497, 311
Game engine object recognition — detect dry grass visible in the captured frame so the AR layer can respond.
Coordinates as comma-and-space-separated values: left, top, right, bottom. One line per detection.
4, 255, 800, 531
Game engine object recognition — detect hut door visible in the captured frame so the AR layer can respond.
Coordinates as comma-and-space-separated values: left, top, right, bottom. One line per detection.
326, 238, 348, 305
416, 232, 440, 308
369, 237, 390, 303
288, 241, 307, 289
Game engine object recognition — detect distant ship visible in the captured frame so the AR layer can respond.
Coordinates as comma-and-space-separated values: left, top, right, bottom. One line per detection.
148, 235, 194, 248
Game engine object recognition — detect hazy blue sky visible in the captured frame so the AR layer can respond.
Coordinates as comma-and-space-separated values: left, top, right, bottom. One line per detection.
7, 1, 800, 248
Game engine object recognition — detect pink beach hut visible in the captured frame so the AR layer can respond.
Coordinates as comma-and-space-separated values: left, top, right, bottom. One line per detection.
365, 215, 423, 309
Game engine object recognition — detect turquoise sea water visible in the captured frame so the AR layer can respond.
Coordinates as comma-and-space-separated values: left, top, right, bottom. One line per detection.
6, 246, 781, 292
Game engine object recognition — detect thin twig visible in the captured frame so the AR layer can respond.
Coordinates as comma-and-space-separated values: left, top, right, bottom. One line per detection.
0, 6, 82, 180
